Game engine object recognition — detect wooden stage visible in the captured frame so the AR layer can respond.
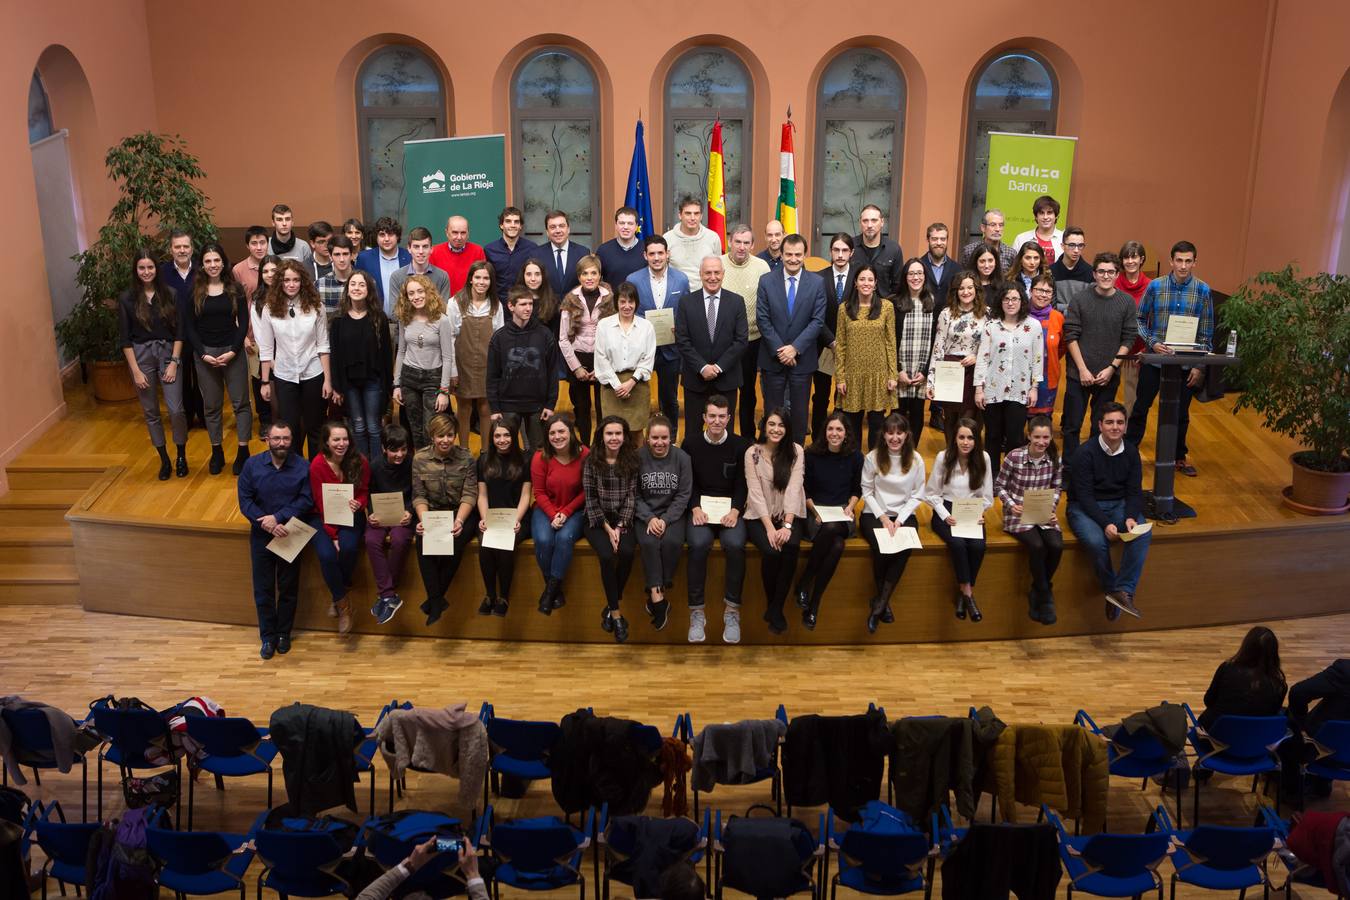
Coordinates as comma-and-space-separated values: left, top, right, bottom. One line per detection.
1, 382, 1347, 644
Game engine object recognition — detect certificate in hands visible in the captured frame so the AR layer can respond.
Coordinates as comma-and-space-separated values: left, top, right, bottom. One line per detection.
932, 361, 965, 403
873, 526, 922, 554
813, 505, 852, 524
369, 492, 406, 524
1021, 488, 1056, 525
646, 308, 675, 346
700, 496, 733, 523
322, 483, 354, 527
950, 498, 985, 539
817, 347, 836, 377
421, 511, 457, 555
1119, 522, 1153, 543
266, 517, 316, 563
1164, 314, 1200, 346
482, 508, 518, 551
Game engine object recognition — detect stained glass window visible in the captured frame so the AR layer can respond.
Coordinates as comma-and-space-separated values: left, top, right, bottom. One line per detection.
665, 49, 752, 229
357, 46, 447, 224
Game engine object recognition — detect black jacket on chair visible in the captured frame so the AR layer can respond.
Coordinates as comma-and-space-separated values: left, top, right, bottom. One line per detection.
782, 710, 890, 822
551, 709, 662, 815
268, 703, 364, 816
941, 823, 1061, 900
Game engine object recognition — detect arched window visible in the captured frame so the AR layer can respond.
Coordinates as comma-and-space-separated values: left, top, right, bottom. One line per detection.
664, 48, 752, 229
813, 49, 906, 252
962, 51, 1058, 238
512, 48, 600, 246
28, 71, 54, 144
357, 45, 447, 224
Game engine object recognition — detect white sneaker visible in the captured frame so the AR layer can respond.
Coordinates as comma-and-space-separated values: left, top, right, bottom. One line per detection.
688, 608, 707, 643
722, 606, 741, 644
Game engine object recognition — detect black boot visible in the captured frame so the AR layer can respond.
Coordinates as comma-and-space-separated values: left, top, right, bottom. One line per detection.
1027, 587, 1043, 623
537, 580, 555, 616
208, 444, 225, 475
156, 446, 171, 481
965, 593, 983, 623
866, 581, 897, 634
175, 444, 189, 478
232, 444, 248, 475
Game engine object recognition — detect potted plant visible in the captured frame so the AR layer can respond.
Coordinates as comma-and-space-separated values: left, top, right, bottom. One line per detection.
1222, 265, 1350, 514
58, 132, 216, 401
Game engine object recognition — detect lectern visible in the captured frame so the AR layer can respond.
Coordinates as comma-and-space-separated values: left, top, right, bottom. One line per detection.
1138, 352, 1240, 520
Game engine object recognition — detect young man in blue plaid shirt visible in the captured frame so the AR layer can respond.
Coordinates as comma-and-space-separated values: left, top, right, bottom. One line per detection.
1126, 241, 1212, 476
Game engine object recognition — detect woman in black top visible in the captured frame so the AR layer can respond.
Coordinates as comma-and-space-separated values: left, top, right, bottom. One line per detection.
475, 414, 533, 617
119, 249, 188, 480
1199, 625, 1288, 730
792, 411, 863, 630
328, 270, 392, 460
245, 255, 281, 437
183, 242, 252, 475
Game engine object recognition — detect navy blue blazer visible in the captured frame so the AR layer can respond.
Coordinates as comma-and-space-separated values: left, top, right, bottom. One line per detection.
755, 268, 827, 372
626, 267, 690, 364
354, 247, 413, 304
820, 265, 857, 351
674, 288, 748, 393
920, 254, 960, 307
530, 240, 592, 298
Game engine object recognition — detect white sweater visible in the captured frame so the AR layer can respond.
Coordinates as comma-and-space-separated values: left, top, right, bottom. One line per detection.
663, 226, 724, 282
862, 451, 926, 521
924, 450, 994, 521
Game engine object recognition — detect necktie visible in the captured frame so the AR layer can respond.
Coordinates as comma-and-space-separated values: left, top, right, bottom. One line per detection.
707, 294, 717, 341
555, 247, 564, 277
836, 273, 845, 298
787, 275, 798, 316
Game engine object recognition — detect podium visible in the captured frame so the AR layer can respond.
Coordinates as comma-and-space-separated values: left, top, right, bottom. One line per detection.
1139, 352, 1240, 520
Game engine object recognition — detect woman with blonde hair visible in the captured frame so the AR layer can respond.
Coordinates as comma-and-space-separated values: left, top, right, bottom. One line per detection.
447, 259, 504, 447
558, 254, 610, 443
392, 273, 454, 448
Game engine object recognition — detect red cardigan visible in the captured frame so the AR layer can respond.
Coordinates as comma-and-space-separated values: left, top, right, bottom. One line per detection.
531, 447, 588, 520
310, 453, 371, 539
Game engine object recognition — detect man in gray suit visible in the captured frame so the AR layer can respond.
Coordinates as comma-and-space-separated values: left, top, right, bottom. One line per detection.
756, 234, 826, 439
627, 235, 690, 439
675, 256, 748, 439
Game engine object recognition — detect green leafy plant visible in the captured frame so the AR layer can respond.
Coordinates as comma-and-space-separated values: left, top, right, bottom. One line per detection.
1221, 265, 1350, 473
56, 132, 216, 364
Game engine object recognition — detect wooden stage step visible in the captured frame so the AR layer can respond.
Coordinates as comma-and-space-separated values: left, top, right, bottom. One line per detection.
0, 489, 83, 526
0, 526, 75, 566
0, 562, 80, 604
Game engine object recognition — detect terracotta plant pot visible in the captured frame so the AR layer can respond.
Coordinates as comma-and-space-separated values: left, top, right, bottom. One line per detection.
1283, 453, 1350, 515
90, 360, 137, 403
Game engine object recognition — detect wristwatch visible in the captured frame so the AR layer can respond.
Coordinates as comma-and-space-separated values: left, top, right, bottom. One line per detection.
168, 356, 181, 364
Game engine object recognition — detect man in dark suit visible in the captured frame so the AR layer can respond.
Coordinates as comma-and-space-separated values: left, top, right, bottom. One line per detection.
354, 216, 412, 308
529, 209, 591, 297
675, 256, 748, 439
920, 222, 959, 306
756, 234, 826, 439
812, 232, 855, 441
627, 235, 690, 439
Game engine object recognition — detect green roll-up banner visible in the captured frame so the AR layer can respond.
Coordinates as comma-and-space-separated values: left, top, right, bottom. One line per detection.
984, 132, 1077, 238
403, 134, 506, 243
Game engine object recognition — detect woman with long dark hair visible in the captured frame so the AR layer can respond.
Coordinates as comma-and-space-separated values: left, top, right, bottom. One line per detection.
1198, 626, 1288, 730
995, 415, 1064, 625
342, 218, 370, 251
449, 259, 504, 448
744, 408, 805, 635
584, 415, 640, 643
310, 420, 369, 635
120, 248, 188, 480
328, 270, 392, 460
893, 258, 938, 442
967, 242, 1004, 313
245, 255, 281, 438
859, 413, 926, 634
634, 415, 691, 632
184, 242, 253, 474
559, 255, 609, 443
975, 282, 1043, 473
475, 414, 532, 617
926, 271, 986, 441
257, 259, 331, 458
531, 411, 588, 614
926, 419, 993, 621
834, 264, 897, 451
793, 411, 862, 630
515, 257, 560, 335
1010, 242, 1047, 300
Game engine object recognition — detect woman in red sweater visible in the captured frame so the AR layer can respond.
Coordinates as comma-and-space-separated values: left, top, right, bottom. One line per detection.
310, 421, 370, 635
529, 411, 589, 615
1115, 240, 1151, 415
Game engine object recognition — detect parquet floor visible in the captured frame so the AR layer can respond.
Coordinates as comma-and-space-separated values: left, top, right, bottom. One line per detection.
4, 604, 1347, 898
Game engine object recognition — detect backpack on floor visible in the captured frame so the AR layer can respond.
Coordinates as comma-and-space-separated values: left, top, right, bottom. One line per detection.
86, 806, 166, 900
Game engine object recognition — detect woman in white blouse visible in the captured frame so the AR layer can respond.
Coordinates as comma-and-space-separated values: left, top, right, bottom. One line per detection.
975, 282, 1044, 473
744, 408, 805, 636
257, 259, 331, 458
392, 274, 455, 449
447, 260, 504, 447
925, 418, 994, 622
594, 282, 655, 445
860, 412, 926, 634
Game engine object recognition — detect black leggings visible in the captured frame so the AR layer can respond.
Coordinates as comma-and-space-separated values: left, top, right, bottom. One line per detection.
930, 515, 987, 586
796, 520, 851, 611
895, 397, 928, 444
746, 518, 802, 614
983, 400, 1028, 474
842, 410, 886, 454
273, 374, 325, 458
1012, 526, 1063, 592
567, 351, 603, 443
859, 513, 917, 591
584, 522, 635, 609
479, 547, 517, 601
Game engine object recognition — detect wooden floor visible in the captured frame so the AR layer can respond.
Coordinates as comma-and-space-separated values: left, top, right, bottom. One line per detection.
4, 604, 1348, 898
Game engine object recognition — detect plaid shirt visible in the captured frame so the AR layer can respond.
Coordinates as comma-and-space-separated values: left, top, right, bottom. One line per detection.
896, 307, 934, 399
1137, 273, 1213, 359
316, 273, 348, 318
993, 446, 1061, 533
583, 455, 637, 528
411, 446, 477, 512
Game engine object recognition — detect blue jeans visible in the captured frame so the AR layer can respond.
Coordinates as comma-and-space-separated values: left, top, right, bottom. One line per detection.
313, 519, 366, 602
532, 508, 584, 581
345, 380, 386, 460
1066, 499, 1151, 595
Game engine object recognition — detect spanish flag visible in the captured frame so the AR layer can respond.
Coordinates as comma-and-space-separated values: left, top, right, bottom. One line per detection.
706, 119, 727, 252
776, 120, 798, 235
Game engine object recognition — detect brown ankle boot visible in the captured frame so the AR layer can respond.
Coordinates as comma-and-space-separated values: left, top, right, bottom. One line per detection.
336, 598, 353, 636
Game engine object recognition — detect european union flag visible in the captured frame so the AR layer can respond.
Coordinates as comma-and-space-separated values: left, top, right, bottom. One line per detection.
624, 120, 656, 240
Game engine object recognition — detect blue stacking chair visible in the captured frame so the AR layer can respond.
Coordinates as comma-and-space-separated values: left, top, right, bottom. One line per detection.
1046, 805, 1169, 900
184, 715, 277, 829
598, 806, 709, 900
356, 700, 410, 815
1182, 703, 1289, 825
1076, 707, 1187, 828
825, 804, 936, 900
688, 705, 787, 817
483, 803, 593, 900
479, 702, 561, 813
712, 809, 824, 900
363, 808, 489, 898
0, 706, 92, 821
1147, 805, 1274, 900
931, 804, 968, 861
1303, 719, 1350, 797
146, 825, 255, 899
92, 704, 182, 825
33, 800, 100, 900
254, 814, 357, 899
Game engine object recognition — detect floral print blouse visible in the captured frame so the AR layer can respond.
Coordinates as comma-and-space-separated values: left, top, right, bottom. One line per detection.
973, 317, 1045, 404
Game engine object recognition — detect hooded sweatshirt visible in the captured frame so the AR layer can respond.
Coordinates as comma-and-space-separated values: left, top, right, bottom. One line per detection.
486, 317, 561, 414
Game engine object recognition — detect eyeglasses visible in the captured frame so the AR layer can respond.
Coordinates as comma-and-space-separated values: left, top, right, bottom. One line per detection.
1094, 269, 1118, 277
1065, 242, 1086, 249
